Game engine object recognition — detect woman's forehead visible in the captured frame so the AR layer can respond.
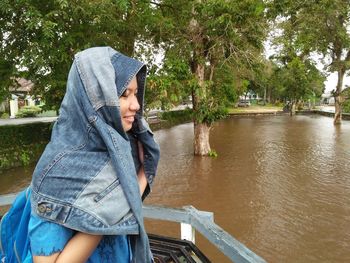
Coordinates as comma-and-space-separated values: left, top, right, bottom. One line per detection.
127, 77, 138, 89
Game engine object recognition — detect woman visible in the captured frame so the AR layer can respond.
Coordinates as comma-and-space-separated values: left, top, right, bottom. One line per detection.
28, 47, 160, 262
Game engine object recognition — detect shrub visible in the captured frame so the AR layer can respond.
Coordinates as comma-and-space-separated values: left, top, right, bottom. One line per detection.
16, 106, 42, 118
343, 99, 350, 113
297, 103, 304, 111
1, 112, 9, 119
160, 108, 193, 124
0, 122, 52, 169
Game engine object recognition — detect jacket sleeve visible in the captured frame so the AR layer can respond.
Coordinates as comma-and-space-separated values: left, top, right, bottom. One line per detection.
129, 114, 160, 200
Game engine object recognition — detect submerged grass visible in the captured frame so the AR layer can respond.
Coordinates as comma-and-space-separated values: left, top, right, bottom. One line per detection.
229, 105, 283, 113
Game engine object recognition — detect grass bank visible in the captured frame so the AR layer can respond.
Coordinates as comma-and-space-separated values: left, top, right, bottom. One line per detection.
228, 105, 283, 114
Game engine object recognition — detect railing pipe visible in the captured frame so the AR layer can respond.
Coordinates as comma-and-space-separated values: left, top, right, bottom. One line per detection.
143, 205, 266, 263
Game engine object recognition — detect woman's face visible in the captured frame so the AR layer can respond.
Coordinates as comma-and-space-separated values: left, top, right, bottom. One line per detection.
119, 76, 140, 132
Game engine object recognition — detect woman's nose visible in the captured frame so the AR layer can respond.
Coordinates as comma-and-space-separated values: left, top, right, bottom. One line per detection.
130, 96, 140, 111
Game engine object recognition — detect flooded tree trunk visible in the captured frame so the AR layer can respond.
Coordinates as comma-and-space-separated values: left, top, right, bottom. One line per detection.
192, 62, 211, 156
334, 95, 342, 125
189, 11, 211, 156
290, 101, 296, 116
334, 68, 345, 125
194, 122, 211, 155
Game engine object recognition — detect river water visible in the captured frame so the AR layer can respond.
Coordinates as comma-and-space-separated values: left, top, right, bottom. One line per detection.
1, 114, 350, 262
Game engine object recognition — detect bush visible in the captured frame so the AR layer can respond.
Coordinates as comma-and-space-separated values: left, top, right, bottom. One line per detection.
16, 106, 42, 118
343, 99, 350, 113
0, 143, 47, 169
160, 108, 193, 124
297, 103, 304, 111
0, 122, 52, 169
1, 112, 9, 119
0, 122, 52, 149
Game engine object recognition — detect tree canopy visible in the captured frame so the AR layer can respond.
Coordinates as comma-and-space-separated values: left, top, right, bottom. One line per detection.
0, 0, 154, 109
267, 0, 350, 122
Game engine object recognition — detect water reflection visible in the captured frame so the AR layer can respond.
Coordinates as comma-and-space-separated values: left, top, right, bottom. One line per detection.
0, 164, 34, 194
145, 115, 350, 263
1, 115, 350, 262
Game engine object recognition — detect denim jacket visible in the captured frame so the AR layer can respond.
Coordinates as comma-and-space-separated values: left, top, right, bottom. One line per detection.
30, 47, 160, 262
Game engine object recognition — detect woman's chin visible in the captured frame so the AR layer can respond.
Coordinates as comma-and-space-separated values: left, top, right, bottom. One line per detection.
122, 123, 132, 132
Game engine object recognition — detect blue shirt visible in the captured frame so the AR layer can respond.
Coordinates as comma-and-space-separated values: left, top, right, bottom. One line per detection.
28, 213, 131, 262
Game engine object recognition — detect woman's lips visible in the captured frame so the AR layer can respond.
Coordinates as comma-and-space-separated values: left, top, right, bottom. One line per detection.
124, 116, 135, 123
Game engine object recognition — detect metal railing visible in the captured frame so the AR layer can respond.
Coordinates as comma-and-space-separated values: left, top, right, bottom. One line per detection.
0, 191, 266, 263
0, 191, 20, 206
143, 205, 266, 263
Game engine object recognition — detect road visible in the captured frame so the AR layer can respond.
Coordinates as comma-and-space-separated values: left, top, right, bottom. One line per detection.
0, 116, 57, 126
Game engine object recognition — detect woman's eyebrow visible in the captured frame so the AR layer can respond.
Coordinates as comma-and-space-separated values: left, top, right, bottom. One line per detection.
127, 86, 138, 91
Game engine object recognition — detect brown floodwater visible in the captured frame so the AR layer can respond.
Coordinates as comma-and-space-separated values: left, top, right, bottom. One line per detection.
1, 115, 350, 262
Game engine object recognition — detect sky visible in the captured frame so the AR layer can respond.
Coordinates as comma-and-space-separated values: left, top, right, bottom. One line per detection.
324, 72, 350, 93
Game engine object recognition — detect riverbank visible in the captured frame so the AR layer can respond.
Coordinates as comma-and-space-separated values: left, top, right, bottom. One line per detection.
228, 105, 350, 120
297, 109, 350, 120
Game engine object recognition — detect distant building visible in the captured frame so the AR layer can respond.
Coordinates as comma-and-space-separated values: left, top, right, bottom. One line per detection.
321, 92, 335, 105
2, 78, 39, 118
10, 78, 34, 96
239, 90, 261, 101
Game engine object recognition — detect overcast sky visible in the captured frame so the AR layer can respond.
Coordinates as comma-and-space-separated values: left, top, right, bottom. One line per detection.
324, 72, 350, 93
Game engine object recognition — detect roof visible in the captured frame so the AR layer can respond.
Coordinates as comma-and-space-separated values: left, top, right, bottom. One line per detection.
9, 78, 34, 94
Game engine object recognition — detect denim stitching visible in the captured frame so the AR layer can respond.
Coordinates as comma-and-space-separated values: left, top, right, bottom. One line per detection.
93, 178, 121, 202
37, 124, 92, 191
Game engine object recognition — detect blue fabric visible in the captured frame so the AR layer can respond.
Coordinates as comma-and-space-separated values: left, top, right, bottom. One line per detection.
0, 188, 130, 263
0, 188, 32, 263
28, 214, 131, 262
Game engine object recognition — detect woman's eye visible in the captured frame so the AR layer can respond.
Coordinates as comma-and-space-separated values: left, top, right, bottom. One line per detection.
122, 90, 130, 97
121, 88, 137, 97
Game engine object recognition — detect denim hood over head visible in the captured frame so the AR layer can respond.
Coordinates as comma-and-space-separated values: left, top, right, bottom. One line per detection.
30, 47, 160, 262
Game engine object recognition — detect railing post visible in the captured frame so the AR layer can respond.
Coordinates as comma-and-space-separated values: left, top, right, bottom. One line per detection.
181, 222, 195, 243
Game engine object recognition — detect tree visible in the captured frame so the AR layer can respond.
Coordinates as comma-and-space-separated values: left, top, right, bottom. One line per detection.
268, 0, 350, 124
0, 58, 15, 102
0, 0, 154, 111
276, 57, 325, 114
151, 0, 267, 155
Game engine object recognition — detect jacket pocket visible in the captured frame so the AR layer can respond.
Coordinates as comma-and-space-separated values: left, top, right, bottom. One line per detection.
93, 178, 120, 202
74, 160, 131, 226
